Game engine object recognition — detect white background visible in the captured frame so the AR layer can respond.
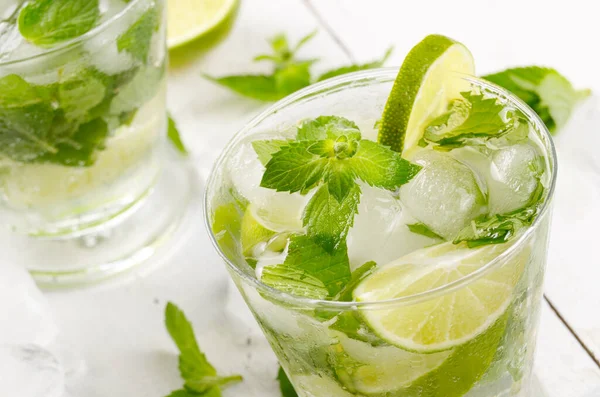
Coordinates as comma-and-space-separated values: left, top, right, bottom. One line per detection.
46, 1, 600, 396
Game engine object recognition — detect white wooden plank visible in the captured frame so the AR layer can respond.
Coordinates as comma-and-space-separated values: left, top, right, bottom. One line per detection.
46, 0, 349, 395
536, 302, 600, 396
306, 0, 599, 90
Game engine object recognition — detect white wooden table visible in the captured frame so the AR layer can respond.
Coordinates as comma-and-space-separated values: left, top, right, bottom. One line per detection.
46, 1, 600, 396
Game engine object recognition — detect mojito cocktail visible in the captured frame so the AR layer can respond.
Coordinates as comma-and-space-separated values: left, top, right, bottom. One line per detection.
206, 35, 556, 397
0, 0, 188, 282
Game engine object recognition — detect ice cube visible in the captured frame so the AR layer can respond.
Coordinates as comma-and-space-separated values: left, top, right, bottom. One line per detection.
0, 344, 64, 397
489, 143, 539, 214
228, 140, 310, 230
399, 151, 486, 240
347, 185, 437, 269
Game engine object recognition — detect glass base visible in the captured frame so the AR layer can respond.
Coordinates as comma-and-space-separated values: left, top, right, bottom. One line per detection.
0, 150, 194, 286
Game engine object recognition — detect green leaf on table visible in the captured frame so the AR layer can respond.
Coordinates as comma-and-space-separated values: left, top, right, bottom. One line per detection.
483, 66, 591, 134
251, 139, 288, 166
166, 390, 200, 397
117, 7, 158, 62
167, 113, 188, 155
274, 61, 312, 97
424, 92, 515, 149
18, 0, 100, 47
204, 74, 283, 101
407, 223, 444, 240
297, 116, 361, 141
316, 47, 393, 82
277, 367, 298, 397
165, 302, 243, 396
302, 183, 361, 252
349, 139, 421, 190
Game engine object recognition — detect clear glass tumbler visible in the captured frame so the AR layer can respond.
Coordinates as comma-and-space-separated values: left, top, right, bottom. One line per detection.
0, 0, 191, 284
205, 70, 557, 397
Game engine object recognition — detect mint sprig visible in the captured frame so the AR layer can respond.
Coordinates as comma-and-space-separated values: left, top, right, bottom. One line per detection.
483, 66, 590, 134
407, 223, 444, 240
165, 302, 243, 396
18, 0, 100, 47
204, 31, 393, 101
168, 113, 189, 155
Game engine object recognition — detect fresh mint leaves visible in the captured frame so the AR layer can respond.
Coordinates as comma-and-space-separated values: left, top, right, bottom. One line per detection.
117, 7, 159, 62
424, 92, 516, 149
165, 302, 243, 397
277, 367, 298, 397
168, 113, 189, 155
257, 116, 419, 299
205, 31, 393, 101
483, 67, 590, 134
18, 0, 100, 47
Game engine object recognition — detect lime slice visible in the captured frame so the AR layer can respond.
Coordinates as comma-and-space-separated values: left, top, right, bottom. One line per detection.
331, 333, 451, 395
378, 34, 475, 157
167, 0, 237, 49
354, 241, 529, 353
240, 203, 303, 257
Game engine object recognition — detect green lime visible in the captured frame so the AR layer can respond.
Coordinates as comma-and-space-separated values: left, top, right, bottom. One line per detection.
353, 241, 528, 353
378, 34, 475, 157
167, 0, 238, 49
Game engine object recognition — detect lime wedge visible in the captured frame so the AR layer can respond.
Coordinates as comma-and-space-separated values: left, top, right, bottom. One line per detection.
354, 241, 529, 353
241, 203, 302, 257
331, 333, 451, 395
167, 0, 237, 49
378, 34, 475, 157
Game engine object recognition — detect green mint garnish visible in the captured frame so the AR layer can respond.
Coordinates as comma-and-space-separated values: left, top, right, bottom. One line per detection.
165, 302, 243, 397
117, 7, 159, 62
407, 223, 444, 240
330, 311, 386, 346
454, 157, 546, 247
18, 0, 100, 47
260, 116, 420, 252
168, 113, 188, 155
277, 367, 298, 397
204, 31, 392, 101
261, 263, 329, 300
423, 92, 516, 149
252, 140, 288, 166
483, 66, 591, 134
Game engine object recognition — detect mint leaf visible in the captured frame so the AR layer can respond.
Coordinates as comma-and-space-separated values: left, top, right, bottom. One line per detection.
110, 66, 165, 115
483, 67, 591, 134
282, 235, 351, 297
260, 141, 328, 193
277, 367, 298, 397
211, 193, 247, 264
204, 74, 283, 101
166, 390, 198, 397
303, 183, 360, 253
117, 7, 158, 62
165, 303, 243, 395
168, 114, 188, 155
335, 261, 377, 302
316, 47, 393, 82
58, 71, 106, 122
274, 62, 312, 97
424, 92, 514, 149
323, 160, 356, 202
261, 264, 329, 300
297, 116, 361, 141
18, 0, 99, 47
407, 223, 444, 240
350, 140, 421, 190
252, 140, 288, 166
330, 312, 386, 346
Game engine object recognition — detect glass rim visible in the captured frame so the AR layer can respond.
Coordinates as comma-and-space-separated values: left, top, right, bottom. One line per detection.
0, 0, 145, 67
204, 67, 558, 311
